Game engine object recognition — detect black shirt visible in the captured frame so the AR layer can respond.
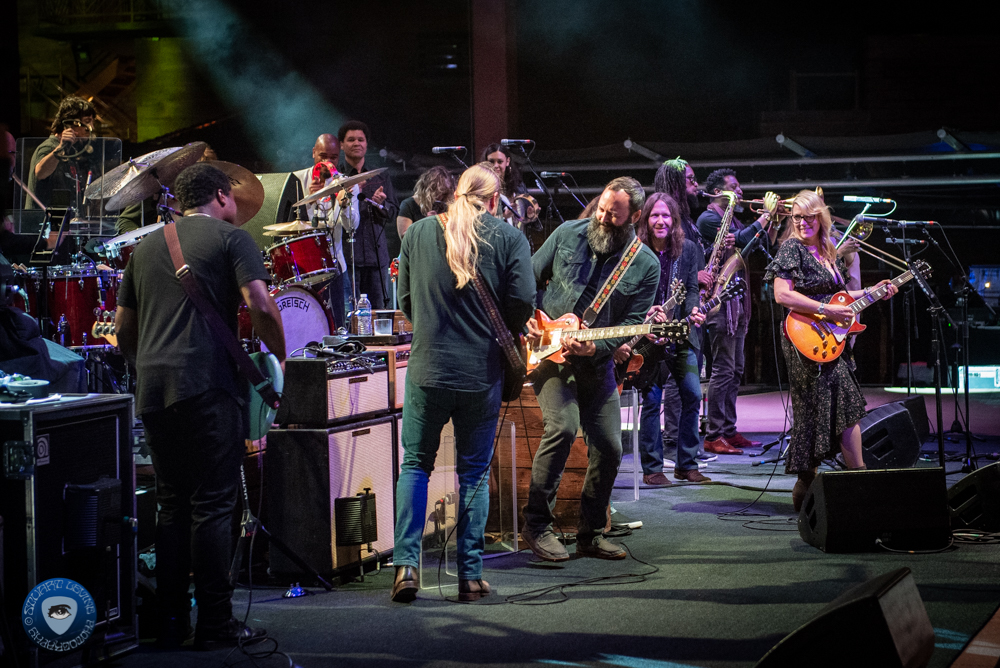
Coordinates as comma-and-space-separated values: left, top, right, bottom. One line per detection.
117, 216, 270, 415
338, 160, 399, 268
27, 136, 93, 210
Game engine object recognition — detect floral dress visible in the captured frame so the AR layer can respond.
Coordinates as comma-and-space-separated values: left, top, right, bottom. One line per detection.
764, 239, 868, 473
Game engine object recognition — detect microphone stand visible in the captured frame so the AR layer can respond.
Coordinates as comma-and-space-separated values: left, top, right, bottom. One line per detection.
514, 145, 564, 223
886, 224, 948, 469
555, 175, 588, 210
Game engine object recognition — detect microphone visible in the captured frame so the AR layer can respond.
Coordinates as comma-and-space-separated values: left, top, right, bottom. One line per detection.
858, 215, 937, 227
363, 197, 385, 212
500, 139, 532, 147
844, 195, 895, 204
540, 171, 569, 178
431, 146, 466, 154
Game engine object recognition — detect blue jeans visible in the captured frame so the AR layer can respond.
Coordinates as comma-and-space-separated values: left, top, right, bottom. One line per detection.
523, 359, 622, 540
394, 378, 502, 580
639, 347, 701, 475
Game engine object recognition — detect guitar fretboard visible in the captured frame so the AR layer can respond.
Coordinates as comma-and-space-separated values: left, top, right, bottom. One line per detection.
848, 270, 916, 314
570, 322, 660, 342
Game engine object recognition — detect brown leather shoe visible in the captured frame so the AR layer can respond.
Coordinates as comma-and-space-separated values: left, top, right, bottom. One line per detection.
642, 472, 672, 486
674, 469, 712, 483
704, 437, 743, 455
727, 432, 761, 449
458, 578, 491, 601
390, 565, 419, 603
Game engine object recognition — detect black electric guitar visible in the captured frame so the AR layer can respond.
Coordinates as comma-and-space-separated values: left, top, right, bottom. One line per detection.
621, 276, 747, 392
614, 278, 685, 391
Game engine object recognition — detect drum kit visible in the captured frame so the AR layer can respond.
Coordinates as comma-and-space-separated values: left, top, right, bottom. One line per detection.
10, 142, 389, 378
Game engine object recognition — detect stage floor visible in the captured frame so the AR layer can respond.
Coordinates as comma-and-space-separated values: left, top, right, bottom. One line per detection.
117, 389, 1000, 668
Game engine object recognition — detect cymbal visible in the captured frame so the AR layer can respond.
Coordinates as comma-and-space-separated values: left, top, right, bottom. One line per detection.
104, 142, 207, 212
292, 167, 387, 207
85, 146, 180, 202
262, 220, 329, 234
211, 161, 265, 226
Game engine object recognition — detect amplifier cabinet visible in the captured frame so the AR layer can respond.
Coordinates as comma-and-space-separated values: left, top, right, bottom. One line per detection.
277, 355, 391, 427
265, 416, 396, 575
367, 344, 410, 410
0, 394, 137, 667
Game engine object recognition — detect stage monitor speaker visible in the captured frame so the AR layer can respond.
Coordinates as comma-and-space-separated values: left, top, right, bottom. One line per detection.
859, 402, 922, 469
0, 395, 138, 666
277, 355, 391, 427
242, 172, 301, 251
947, 462, 1000, 532
798, 468, 950, 553
897, 394, 930, 444
755, 567, 934, 668
265, 416, 396, 576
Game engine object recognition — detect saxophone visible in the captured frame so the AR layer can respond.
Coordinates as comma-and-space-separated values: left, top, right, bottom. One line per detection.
702, 191, 747, 312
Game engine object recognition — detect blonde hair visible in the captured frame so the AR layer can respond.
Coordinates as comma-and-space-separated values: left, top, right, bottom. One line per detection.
442, 162, 500, 288
782, 189, 838, 266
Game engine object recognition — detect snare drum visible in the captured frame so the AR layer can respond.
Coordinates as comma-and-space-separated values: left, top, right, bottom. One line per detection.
103, 222, 166, 269
267, 232, 340, 285
239, 284, 333, 356
23, 265, 120, 347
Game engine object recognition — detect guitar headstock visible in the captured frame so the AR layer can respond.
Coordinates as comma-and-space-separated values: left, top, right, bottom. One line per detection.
670, 277, 686, 303
648, 320, 690, 343
720, 276, 747, 301
910, 259, 932, 280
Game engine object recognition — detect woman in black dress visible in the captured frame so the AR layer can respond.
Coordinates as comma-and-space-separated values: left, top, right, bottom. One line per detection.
764, 190, 897, 511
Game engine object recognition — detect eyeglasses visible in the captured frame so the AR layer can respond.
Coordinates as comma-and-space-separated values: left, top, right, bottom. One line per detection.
685, 174, 698, 184
791, 213, 819, 224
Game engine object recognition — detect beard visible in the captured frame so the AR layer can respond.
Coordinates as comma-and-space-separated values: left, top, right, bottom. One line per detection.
686, 192, 700, 213
587, 216, 634, 255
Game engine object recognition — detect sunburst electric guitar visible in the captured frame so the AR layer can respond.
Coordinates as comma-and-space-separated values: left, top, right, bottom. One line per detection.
785, 260, 931, 363
526, 311, 689, 374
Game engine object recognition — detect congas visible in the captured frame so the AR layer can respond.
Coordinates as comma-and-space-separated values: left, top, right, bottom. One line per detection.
266, 232, 340, 285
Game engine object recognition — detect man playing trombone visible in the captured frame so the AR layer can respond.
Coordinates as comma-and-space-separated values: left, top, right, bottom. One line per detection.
697, 169, 779, 455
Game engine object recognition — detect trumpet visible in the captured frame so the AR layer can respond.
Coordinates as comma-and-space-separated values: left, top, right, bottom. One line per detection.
737, 197, 796, 217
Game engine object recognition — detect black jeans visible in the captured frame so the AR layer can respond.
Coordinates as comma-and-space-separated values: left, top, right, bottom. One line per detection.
144, 389, 245, 627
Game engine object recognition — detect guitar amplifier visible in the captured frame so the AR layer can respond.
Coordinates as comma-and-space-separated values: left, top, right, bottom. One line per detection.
277, 354, 391, 427
366, 344, 410, 410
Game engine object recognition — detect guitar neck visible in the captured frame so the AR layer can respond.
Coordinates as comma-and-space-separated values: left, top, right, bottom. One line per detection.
570, 321, 659, 343
848, 270, 914, 315
623, 294, 681, 348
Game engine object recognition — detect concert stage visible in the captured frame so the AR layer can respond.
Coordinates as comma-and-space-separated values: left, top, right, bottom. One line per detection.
111, 389, 1000, 668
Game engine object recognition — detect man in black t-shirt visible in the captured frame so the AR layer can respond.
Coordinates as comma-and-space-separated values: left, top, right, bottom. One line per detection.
116, 163, 285, 650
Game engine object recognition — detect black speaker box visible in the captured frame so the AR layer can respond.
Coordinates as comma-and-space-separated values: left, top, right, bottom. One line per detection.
859, 402, 921, 469
755, 567, 934, 668
241, 172, 301, 251
897, 395, 930, 444
798, 468, 950, 553
947, 462, 1000, 532
0, 395, 138, 667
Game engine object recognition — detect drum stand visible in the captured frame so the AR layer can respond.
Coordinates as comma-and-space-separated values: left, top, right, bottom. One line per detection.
229, 464, 334, 591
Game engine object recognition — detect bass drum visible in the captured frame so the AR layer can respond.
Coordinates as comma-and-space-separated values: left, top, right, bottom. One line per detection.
239, 284, 333, 356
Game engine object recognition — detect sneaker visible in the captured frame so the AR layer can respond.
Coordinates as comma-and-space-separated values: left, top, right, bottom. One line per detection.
697, 452, 718, 463
522, 528, 569, 562
727, 432, 761, 449
663, 458, 710, 469
642, 472, 672, 486
704, 437, 743, 455
194, 618, 266, 651
674, 469, 712, 483
576, 534, 626, 560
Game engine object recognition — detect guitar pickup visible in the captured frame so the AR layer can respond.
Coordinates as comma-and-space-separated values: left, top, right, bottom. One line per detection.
810, 321, 826, 340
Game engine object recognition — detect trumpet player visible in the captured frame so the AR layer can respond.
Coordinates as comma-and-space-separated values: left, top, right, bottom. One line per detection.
697, 169, 779, 455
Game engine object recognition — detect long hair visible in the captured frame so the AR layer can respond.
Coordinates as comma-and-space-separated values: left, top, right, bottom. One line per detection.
443, 163, 500, 289
653, 158, 692, 224
49, 96, 96, 135
480, 143, 524, 196
413, 166, 456, 215
636, 193, 684, 261
782, 189, 837, 265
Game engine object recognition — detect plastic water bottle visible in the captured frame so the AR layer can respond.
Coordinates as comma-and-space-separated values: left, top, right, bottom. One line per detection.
357, 293, 373, 335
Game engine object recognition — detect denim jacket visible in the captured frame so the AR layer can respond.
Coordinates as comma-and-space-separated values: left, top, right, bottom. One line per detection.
532, 218, 660, 364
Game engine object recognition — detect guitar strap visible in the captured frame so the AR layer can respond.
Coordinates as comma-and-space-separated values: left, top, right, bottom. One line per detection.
163, 222, 280, 410
582, 235, 644, 327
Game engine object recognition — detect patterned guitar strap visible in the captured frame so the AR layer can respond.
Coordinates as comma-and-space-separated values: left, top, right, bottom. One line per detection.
581, 235, 644, 327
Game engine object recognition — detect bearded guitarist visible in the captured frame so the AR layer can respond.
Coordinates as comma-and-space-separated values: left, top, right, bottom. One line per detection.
521, 177, 659, 562
613, 193, 706, 486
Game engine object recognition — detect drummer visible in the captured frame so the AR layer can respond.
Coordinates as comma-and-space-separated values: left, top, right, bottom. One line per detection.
293, 134, 358, 331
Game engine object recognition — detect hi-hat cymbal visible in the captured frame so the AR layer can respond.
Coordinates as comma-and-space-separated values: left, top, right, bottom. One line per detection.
211, 161, 265, 226
104, 142, 208, 212
292, 167, 387, 207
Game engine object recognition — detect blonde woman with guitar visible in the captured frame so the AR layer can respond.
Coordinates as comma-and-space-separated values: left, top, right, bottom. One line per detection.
764, 190, 898, 512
